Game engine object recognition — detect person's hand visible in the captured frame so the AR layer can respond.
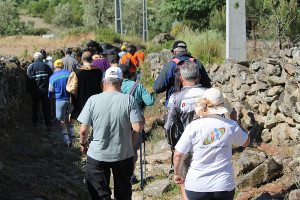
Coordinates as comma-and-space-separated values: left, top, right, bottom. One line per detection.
81, 142, 89, 155
174, 174, 185, 184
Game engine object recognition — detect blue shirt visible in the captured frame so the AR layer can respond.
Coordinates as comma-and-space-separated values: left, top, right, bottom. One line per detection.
48, 69, 71, 101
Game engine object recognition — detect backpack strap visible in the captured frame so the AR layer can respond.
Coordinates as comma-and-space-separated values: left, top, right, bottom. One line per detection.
129, 82, 139, 96
172, 58, 181, 64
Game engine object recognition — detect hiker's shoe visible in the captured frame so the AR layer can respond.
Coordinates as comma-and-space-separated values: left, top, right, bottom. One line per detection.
130, 175, 139, 185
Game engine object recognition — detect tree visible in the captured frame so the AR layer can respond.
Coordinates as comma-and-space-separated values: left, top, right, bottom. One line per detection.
0, 0, 25, 35
52, 3, 74, 27
122, 0, 143, 35
82, 0, 114, 29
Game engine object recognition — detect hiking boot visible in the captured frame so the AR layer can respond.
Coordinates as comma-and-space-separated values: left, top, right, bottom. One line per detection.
130, 175, 139, 185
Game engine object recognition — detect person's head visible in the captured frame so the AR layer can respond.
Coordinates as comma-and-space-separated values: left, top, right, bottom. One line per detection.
53, 59, 64, 70
82, 51, 93, 64
172, 41, 187, 55
118, 64, 131, 79
104, 67, 123, 91
127, 45, 137, 55
40, 49, 47, 60
180, 61, 200, 85
194, 88, 233, 118
121, 45, 127, 52
107, 53, 120, 65
65, 47, 72, 55
33, 52, 43, 60
92, 54, 100, 60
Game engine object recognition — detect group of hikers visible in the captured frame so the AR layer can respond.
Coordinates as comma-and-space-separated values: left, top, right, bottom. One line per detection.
26, 40, 250, 200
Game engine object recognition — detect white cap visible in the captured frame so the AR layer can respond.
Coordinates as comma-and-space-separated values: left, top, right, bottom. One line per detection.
46, 56, 53, 62
105, 67, 122, 79
34, 52, 42, 59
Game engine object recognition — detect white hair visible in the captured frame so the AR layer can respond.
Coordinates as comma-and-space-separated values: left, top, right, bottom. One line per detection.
34, 52, 42, 59
180, 61, 199, 82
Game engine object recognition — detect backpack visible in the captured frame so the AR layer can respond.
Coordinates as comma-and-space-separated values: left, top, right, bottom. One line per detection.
172, 57, 195, 92
129, 82, 147, 111
125, 56, 132, 69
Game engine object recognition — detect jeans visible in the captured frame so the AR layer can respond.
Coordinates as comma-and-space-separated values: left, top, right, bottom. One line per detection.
55, 100, 73, 121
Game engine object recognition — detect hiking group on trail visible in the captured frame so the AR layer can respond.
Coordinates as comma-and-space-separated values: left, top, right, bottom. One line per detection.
25, 41, 249, 200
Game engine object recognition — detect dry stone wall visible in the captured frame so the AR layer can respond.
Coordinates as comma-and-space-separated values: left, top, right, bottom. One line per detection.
206, 47, 300, 145
0, 56, 28, 126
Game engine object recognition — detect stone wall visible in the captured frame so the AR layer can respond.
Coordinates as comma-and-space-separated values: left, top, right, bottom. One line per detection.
0, 56, 28, 126
206, 47, 300, 145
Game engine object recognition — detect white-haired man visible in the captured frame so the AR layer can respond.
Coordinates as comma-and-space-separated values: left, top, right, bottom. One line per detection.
78, 67, 143, 200
26, 52, 53, 128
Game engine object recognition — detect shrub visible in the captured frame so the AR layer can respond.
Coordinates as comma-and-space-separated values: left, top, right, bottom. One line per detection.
95, 28, 121, 43
176, 27, 225, 65
209, 6, 226, 36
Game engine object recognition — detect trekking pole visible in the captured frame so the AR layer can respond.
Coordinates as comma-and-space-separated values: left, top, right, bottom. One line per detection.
139, 131, 144, 200
143, 129, 146, 182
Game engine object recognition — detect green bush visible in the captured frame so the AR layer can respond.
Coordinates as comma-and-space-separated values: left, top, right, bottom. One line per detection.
95, 28, 121, 43
24, 28, 50, 36
209, 6, 226, 36
176, 27, 225, 65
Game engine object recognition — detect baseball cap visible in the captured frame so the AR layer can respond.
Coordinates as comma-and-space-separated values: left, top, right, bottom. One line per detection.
92, 54, 100, 60
65, 47, 72, 53
172, 40, 187, 52
121, 45, 127, 51
105, 67, 122, 79
34, 52, 42, 59
54, 59, 64, 67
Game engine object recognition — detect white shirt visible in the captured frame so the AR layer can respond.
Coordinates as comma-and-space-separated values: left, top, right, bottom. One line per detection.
175, 115, 248, 192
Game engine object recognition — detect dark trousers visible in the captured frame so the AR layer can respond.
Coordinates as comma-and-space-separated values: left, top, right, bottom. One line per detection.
86, 156, 133, 200
185, 189, 235, 200
31, 92, 51, 127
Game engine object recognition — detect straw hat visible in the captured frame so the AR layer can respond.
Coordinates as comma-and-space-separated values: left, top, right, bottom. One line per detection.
195, 88, 232, 118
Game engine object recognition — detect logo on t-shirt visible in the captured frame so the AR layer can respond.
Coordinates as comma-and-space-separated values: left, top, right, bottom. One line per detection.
203, 128, 225, 145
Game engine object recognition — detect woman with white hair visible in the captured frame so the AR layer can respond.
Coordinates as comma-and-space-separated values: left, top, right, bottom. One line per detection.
173, 88, 250, 200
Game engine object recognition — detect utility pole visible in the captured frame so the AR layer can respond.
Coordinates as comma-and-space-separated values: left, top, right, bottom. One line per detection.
115, 0, 123, 35
142, 0, 148, 42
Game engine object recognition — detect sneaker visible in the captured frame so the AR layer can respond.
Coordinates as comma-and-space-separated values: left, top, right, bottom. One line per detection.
130, 175, 139, 185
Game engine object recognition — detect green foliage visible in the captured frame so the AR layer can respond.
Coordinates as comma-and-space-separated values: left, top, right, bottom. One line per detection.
52, 3, 74, 27
82, 0, 114, 29
209, 6, 226, 36
171, 20, 199, 36
95, 28, 121, 43
22, 49, 28, 58
0, 0, 26, 36
122, 0, 143, 35
176, 27, 225, 65
43, 6, 55, 24
163, 0, 225, 30
24, 28, 50, 36
28, 0, 49, 17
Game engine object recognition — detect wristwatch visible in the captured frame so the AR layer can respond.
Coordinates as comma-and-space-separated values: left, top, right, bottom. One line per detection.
80, 141, 87, 146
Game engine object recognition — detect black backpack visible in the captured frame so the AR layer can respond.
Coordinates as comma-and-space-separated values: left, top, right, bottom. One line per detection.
172, 57, 195, 92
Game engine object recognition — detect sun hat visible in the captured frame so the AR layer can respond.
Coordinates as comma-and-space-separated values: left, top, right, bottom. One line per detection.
172, 40, 187, 52
194, 88, 232, 118
121, 45, 127, 51
105, 67, 122, 79
54, 59, 64, 67
34, 52, 43, 59
100, 43, 115, 55
92, 54, 100, 60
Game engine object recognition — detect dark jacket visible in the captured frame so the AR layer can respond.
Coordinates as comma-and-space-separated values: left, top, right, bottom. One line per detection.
26, 59, 53, 94
153, 52, 211, 107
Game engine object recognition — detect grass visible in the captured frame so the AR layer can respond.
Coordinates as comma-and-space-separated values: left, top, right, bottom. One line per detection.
176, 27, 225, 66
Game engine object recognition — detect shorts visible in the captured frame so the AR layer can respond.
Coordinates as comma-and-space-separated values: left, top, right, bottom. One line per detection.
131, 131, 140, 163
56, 100, 73, 121
185, 189, 235, 200
182, 152, 192, 175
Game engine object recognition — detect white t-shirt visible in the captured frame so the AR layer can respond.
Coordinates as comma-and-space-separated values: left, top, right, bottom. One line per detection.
175, 115, 248, 192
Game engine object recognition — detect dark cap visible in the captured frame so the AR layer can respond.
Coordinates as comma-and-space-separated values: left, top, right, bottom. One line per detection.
118, 64, 131, 78
172, 41, 187, 52
65, 47, 72, 53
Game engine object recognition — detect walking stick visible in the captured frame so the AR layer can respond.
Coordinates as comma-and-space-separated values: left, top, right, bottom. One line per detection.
139, 131, 144, 200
